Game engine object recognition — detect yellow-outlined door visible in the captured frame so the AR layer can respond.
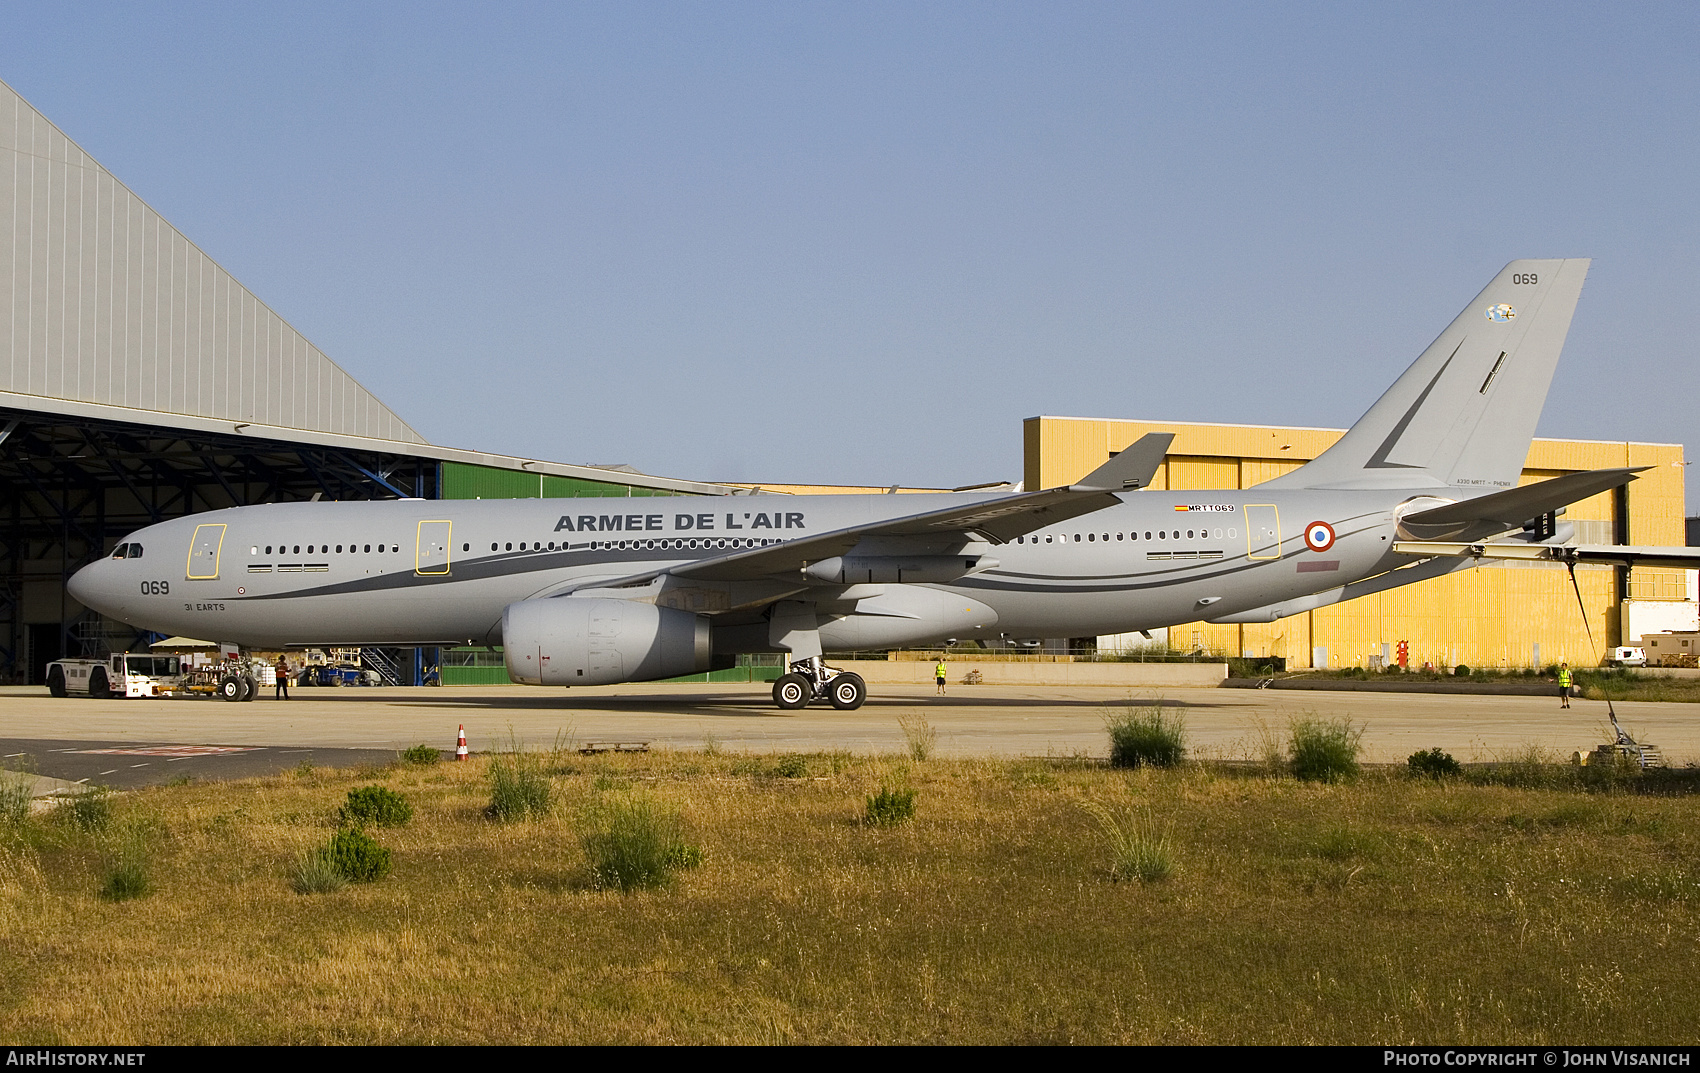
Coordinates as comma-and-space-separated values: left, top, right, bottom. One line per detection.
415, 520, 452, 575
1245, 505, 1281, 560
186, 523, 227, 579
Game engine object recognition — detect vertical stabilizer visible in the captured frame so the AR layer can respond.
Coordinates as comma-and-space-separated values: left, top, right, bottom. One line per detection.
1261, 259, 1589, 490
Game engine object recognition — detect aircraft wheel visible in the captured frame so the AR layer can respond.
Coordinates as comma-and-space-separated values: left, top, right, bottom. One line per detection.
827, 673, 866, 711
90, 668, 112, 699
241, 674, 258, 701
218, 674, 243, 701
47, 667, 67, 698
772, 673, 812, 710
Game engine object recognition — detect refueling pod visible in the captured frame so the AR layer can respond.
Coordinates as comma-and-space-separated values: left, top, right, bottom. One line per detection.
503, 597, 712, 686
803, 555, 996, 585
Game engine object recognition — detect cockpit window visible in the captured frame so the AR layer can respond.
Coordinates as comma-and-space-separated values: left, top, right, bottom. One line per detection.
130, 544, 143, 559
111, 544, 128, 559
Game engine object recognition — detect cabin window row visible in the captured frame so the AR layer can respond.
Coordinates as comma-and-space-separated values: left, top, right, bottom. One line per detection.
1014, 528, 1237, 544
481, 537, 781, 553
251, 544, 400, 555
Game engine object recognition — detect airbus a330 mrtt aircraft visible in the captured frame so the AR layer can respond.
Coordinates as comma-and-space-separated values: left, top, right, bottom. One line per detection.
67, 259, 1700, 709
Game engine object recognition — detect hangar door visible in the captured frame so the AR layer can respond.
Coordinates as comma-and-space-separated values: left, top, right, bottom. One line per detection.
415, 520, 453, 575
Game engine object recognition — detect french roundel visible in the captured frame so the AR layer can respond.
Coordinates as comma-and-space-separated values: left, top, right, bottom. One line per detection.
1303, 521, 1336, 552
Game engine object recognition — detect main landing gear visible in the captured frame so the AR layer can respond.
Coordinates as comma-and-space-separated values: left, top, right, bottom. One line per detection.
771, 656, 866, 711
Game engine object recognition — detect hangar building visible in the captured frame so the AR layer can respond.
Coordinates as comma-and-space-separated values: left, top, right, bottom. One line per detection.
1026, 416, 1694, 670
0, 78, 723, 685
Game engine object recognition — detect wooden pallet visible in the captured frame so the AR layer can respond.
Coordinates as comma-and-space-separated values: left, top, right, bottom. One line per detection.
579, 741, 651, 755
1588, 743, 1666, 769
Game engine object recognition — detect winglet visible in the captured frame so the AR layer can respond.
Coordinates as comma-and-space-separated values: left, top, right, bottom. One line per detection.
1070, 433, 1173, 493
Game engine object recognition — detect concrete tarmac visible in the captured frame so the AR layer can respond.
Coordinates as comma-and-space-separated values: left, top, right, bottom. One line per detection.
1, 683, 1694, 790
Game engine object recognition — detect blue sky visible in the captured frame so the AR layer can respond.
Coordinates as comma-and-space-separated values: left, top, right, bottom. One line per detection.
4, 3, 1696, 498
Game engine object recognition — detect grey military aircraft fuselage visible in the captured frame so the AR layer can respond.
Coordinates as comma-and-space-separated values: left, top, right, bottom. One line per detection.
74, 486, 1434, 651
75, 258, 1669, 710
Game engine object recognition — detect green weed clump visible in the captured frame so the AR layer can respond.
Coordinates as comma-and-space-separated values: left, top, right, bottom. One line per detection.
399, 744, 441, 766
1106, 705, 1186, 768
1081, 801, 1174, 883
290, 848, 348, 894
1579, 748, 1645, 792
0, 759, 35, 826
864, 787, 917, 826
487, 744, 552, 821
64, 786, 114, 832
98, 824, 151, 901
100, 858, 149, 901
1309, 825, 1387, 862
582, 795, 702, 892
899, 715, 937, 761
1469, 744, 1574, 790
322, 827, 392, 883
1407, 747, 1463, 780
339, 786, 413, 828
1289, 717, 1363, 783
768, 755, 809, 779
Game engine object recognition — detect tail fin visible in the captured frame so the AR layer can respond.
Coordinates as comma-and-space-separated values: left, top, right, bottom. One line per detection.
1262, 258, 1590, 491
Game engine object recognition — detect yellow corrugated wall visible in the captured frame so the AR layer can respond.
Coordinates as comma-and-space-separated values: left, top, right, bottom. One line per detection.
1025, 417, 1687, 668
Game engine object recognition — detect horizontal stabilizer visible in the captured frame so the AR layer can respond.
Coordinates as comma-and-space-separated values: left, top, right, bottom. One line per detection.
1402, 467, 1646, 528
1071, 433, 1173, 492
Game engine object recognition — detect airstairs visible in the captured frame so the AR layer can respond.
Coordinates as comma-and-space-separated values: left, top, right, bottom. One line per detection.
360, 647, 403, 686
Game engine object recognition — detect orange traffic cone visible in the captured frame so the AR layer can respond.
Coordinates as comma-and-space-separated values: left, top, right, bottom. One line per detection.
455, 724, 469, 761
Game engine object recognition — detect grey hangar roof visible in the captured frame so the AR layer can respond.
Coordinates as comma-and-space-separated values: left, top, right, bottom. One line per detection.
0, 77, 724, 683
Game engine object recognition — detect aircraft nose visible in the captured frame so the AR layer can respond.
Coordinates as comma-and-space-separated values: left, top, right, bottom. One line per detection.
67, 558, 109, 613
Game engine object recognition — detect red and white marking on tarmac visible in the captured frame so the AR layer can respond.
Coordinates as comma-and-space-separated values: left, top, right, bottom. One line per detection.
73, 745, 260, 757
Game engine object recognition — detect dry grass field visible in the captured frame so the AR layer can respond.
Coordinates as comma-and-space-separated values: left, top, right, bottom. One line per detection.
1, 732, 1696, 1045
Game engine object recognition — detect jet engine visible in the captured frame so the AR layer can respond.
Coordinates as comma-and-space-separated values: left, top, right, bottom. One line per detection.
503, 597, 712, 686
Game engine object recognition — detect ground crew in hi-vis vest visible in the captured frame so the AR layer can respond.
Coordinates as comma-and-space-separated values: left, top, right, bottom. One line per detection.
935, 659, 948, 696
1558, 663, 1572, 709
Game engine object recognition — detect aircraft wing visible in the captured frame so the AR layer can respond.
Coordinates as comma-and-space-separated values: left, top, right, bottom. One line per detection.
565, 433, 1174, 592
1392, 541, 1700, 571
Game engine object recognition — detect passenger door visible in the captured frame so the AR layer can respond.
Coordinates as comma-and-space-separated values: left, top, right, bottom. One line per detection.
1244, 505, 1281, 560
415, 520, 453, 575
186, 523, 227, 579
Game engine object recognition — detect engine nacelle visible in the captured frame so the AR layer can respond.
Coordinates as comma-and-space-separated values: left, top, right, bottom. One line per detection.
502, 598, 711, 686
803, 555, 998, 585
